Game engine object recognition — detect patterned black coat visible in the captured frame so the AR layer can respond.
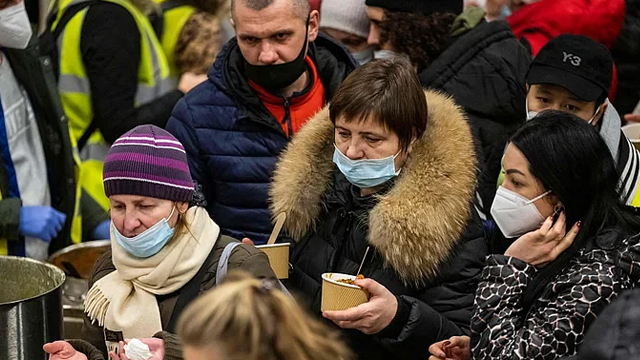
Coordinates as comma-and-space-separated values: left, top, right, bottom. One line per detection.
471, 229, 640, 360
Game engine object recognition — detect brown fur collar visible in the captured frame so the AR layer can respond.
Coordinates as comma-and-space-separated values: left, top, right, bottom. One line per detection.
269, 91, 477, 285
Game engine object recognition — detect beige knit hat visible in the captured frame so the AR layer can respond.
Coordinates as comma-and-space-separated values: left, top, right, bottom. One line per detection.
320, 0, 370, 39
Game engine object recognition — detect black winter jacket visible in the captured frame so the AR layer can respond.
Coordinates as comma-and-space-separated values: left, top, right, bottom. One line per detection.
270, 91, 489, 360
419, 19, 531, 214
611, 0, 640, 116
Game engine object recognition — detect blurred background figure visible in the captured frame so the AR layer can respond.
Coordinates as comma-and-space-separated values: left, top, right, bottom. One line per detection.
611, 0, 640, 120
449, 0, 640, 120
150, 0, 227, 78
466, 0, 540, 22
178, 271, 354, 360
42, 0, 207, 232
506, 0, 624, 102
320, 0, 372, 64
487, 0, 640, 120
0, 0, 84, 259
506, 0, 624, 57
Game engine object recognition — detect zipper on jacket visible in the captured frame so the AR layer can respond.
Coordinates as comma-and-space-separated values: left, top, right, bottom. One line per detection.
282, 97, 293, 139
329, 209, 354, 271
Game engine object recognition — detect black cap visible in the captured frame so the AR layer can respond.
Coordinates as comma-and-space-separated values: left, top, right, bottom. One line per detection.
365, 0, 463, 15
527, 34, 613, 102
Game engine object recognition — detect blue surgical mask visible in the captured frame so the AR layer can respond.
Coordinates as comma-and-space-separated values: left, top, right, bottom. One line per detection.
500, 5, 512, 19
352, 48, 374, 65
113, 207, 176, 258
333, 145, 401, 188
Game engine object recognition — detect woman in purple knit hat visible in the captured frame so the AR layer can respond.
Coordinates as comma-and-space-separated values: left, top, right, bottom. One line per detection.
43, 125, 277, 360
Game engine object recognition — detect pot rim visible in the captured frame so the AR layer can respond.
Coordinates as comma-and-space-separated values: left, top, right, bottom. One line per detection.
0, 256, 66, 306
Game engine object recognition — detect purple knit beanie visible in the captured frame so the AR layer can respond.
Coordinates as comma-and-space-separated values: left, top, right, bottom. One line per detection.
103, 125, 194, 202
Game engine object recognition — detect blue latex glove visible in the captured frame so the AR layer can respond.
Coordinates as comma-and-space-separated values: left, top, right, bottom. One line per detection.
92, 220, 111, 240
19, 206, 66, 242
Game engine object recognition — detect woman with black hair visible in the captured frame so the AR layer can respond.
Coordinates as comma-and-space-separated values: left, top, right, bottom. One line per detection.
429, 111, 640, 360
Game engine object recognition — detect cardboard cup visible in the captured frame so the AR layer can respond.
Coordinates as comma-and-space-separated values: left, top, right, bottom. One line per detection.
623, 123, 640, 151
256, 243, 290, 279
321, 273, 370, 311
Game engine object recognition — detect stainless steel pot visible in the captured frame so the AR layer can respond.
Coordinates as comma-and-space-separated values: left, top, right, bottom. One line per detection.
48, 240, 110, 338
0, 256, 65, 360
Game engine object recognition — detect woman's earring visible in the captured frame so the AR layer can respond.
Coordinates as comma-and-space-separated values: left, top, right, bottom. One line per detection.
553, 204, 565, 216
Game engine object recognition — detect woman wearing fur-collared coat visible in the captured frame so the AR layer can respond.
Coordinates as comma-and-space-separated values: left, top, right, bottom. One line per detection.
269, 58, 488, 360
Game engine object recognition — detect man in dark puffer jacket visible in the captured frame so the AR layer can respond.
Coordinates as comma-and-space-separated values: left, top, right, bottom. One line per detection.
166, 0, 356, 244
365, 0, 531, 216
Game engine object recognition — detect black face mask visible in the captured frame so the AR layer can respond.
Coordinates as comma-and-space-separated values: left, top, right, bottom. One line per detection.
244, 17, 310, 91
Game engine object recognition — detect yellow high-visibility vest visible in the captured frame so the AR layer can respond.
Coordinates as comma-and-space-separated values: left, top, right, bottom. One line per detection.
153, 0, 196, 78
51, 0, 175, 212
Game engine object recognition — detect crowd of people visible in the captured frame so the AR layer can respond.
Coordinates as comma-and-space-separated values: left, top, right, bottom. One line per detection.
1, 0, 640, 358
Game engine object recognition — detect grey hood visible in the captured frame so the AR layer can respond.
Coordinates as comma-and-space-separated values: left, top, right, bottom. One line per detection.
599, 99, 622, 162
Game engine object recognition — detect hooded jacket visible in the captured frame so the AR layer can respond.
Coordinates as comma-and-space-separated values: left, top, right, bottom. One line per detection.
594, 101, 640, 206
471, 228, 640, 360
270, 91, 488, 360
418, 18, 531, 216
166, 34, 356, 244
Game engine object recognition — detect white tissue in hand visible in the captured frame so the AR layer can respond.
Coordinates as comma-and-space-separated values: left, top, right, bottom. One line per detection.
123, 339, 152, 360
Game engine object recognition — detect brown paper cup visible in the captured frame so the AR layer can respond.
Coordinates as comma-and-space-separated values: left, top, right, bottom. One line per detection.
256, 243, 290, 279
623, 124, 640, 152
321, 273, 370, 311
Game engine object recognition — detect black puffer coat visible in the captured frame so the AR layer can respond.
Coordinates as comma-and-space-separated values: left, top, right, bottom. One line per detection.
419, 19, 531, 214
270, 91, 488, 360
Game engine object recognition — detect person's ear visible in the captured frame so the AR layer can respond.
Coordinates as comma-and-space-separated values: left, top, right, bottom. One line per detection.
407, 134, 419, 154
229, 17, 235, 28
547, 193, 562, 208
600, 101, 608, 117
308, 10, 320, 42
176, 202, 189, 214
591, 101, 608, 127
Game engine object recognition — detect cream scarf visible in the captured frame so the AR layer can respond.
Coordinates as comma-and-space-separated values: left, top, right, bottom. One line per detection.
84, 207, 219, 340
